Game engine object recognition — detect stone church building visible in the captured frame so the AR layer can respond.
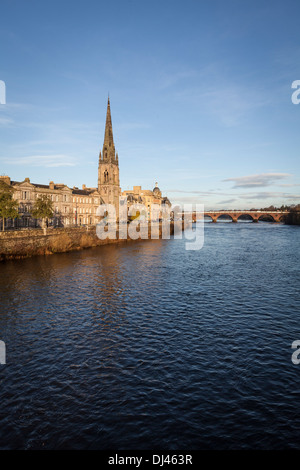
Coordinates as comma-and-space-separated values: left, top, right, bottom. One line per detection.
1, 98, 170, 229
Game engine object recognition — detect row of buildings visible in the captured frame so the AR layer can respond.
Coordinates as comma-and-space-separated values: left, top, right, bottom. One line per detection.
1, 98, 170, 228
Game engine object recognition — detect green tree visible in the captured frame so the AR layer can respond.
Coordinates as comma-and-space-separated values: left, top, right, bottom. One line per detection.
0, 180, 19, 231
31, 194, 54, 234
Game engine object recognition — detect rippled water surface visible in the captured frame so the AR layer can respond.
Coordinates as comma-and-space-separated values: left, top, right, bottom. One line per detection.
0, 223, 300, 449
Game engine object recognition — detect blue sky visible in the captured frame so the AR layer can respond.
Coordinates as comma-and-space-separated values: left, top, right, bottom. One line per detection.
0, 0, 299, 209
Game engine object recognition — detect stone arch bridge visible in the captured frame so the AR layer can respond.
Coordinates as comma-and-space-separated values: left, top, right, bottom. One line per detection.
192, 210, 288, 223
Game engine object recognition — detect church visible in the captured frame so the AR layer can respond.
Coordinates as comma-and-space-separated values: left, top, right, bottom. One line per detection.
0, 98, 170, 229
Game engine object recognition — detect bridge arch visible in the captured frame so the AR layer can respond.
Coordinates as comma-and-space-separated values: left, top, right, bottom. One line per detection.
237, 214, 255, 222
258, 214, 276, 222
278, 214, 287, 222
204, 214, 214, 223
216, 214, 234, 222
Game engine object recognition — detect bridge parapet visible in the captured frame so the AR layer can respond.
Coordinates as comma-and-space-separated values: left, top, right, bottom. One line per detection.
192, 210, 288, 223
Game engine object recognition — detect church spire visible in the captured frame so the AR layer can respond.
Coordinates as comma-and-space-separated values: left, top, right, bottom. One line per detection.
98, 96, 120, 216
103, 96, 114, 150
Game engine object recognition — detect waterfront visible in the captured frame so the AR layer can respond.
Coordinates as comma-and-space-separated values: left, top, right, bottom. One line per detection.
0, 222, 299, 449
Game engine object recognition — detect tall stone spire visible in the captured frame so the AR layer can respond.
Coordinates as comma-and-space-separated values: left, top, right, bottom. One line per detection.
103, 96, 115, 159
98, 97, 120, 216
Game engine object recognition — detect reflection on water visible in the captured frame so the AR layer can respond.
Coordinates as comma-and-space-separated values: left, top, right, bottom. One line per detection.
0, 224, 300, 449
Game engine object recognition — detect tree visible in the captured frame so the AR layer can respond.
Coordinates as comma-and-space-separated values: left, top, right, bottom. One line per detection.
0, 180, 19, 231
31, 194, 54, 234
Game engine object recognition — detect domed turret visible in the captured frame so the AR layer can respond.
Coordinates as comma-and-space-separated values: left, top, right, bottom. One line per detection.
153, 182, 162, 198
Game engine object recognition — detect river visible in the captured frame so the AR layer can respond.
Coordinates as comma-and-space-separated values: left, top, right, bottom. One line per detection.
0, 222, 299, 449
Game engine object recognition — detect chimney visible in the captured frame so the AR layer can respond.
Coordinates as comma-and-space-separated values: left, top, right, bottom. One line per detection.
49, 181, 55, 190
82, 184, 86, 190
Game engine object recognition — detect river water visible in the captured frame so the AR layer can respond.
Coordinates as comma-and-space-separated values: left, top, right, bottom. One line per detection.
0, 222, 299, 449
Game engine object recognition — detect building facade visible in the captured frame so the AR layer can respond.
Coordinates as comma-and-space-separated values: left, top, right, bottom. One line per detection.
122, 183, 171, 219
72, 186, 104, 226
0, 98, 170, 229
0, 176, 73, 228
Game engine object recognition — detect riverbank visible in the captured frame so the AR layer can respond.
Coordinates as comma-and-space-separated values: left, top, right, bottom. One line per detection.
0, 223, 177, 261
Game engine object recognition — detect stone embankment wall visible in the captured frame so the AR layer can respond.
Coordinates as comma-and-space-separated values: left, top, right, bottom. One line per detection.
285, 211, 300, 225
0, 223, 176, 261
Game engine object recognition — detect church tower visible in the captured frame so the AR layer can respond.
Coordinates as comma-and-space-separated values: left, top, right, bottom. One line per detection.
98, 97, 120, 216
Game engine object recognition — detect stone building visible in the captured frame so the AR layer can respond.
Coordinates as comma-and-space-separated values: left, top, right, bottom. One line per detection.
122, 182, 171, 219
0, 98, 170, 229
72, 186, 104, 226
0, 176, 72, 228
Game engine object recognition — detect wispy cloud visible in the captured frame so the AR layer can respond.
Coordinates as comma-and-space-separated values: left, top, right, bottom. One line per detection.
166, 189, 221, 196
202, 86, 270, 126
157, 68, 197, 90
166, 188, 300, 208
173, 79, 271, 127
0, 117, 14, 126
223, 172, 291, 188
218, 198, 237, 204
239, 191, 300, 201
1, 154, 77, 167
